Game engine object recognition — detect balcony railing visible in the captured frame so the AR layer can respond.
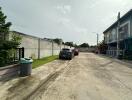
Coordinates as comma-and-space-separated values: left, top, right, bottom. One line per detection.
106, 50, 125, 57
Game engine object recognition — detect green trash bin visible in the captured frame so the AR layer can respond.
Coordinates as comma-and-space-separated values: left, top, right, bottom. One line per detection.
20, 58, 33, 77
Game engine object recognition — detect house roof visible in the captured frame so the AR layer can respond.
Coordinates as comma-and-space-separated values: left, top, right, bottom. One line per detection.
103, 9, 132, 34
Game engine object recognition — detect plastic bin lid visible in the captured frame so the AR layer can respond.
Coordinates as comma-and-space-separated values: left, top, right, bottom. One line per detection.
20, 58, 33, 64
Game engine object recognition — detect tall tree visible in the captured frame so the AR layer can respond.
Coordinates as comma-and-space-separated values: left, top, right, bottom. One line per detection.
79, 43, 89, 48
0, 7, 22, 67
98, 40, 108, 54
65, 42, 74, 47
53, 38, 63, 45
0, 7, 12, 40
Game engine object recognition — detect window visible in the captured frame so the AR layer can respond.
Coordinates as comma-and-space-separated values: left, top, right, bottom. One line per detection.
111, 28, 116, 41
119, 23, 129, 40
107, 33, 109, 43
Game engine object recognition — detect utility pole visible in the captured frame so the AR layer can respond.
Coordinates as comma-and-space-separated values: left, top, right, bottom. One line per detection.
117, 12, 120, 58
92, 32, 99, 46
97, 33, 99, 46
96, 33, 99, 53
52, 39, 54, 56
60, 39, 62, 51
38, 38, 41, 59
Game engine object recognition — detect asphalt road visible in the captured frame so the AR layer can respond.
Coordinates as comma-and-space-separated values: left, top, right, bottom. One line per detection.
1, 53, 132, 100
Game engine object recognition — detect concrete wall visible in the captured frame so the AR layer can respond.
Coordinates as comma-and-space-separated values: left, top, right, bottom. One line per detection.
0, 64, 19, 80
20, 34, 39, 59
9, 31, 71, 59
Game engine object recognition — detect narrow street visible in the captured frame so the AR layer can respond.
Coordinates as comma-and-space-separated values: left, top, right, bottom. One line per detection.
1, 1, 132, 100
1, 53, 132, 100
29, 53, 132, 100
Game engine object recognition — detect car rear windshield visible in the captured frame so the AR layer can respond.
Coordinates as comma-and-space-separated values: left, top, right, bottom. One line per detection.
62, 49, 70, 51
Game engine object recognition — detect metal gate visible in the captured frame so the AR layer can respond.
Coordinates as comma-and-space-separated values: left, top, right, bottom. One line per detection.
14, 47, 24, 61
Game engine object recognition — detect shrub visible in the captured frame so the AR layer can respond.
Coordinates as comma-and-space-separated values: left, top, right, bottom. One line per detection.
0, 7, 22, 67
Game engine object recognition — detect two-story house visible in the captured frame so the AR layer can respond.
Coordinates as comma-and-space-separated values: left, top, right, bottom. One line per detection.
103, 9, 132, 57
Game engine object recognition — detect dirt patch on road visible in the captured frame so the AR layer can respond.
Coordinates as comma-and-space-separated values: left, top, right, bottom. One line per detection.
6, 76, 39, 100
27, 61, 71, 100
0, 60, 70, 100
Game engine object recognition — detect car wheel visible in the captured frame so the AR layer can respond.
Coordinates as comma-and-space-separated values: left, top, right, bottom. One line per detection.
69, 56, 72, 60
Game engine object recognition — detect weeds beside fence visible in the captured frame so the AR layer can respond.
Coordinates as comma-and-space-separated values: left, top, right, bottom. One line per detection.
0, 48, 24, 67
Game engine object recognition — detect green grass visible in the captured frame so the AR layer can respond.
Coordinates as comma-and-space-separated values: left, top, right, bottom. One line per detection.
32, 55, 58, 69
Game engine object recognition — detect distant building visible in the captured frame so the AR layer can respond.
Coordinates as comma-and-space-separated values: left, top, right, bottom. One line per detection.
103, 9, 132, 57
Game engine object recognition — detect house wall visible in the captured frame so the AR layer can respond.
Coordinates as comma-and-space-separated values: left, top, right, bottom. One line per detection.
104, 17, 131, 44
130, 14, 132, 36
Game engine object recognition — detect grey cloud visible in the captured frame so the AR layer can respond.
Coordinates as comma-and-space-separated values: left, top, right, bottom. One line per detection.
1, 0, 132, 45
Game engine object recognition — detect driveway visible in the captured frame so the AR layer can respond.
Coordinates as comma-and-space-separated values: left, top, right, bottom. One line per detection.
1, 53, 132, 100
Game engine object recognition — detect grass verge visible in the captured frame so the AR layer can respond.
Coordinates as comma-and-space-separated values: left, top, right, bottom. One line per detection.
32, 55, 58, 69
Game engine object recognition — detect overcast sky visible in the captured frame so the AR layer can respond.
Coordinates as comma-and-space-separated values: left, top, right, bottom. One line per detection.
0, 0, 132, 45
